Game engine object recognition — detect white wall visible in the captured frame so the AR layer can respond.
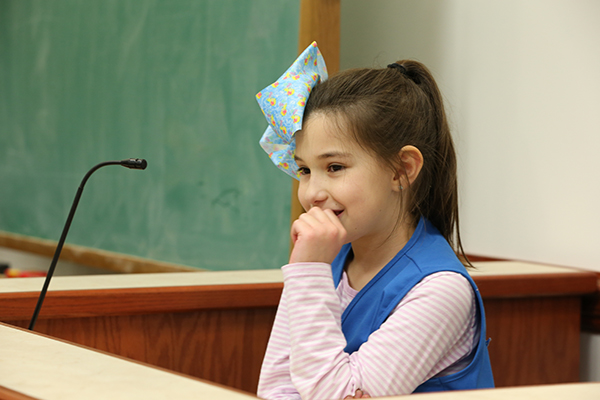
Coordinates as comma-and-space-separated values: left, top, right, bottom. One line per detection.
340, 0, 600, 382
341, 0, 600, 273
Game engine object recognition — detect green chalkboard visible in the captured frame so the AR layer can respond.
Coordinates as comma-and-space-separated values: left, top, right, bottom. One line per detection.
0, 0, 299, 270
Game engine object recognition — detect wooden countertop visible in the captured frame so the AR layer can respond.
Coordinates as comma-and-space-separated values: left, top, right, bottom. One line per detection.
0, 262, 596, 321
0, 323, 256, 400
0, 261, 594, 293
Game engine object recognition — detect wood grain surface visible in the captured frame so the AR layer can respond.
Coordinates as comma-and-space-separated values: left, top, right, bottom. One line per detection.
485, 296, 582, 385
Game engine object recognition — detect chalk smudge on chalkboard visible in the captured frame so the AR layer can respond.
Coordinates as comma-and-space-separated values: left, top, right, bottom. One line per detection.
211, 189, 241, 213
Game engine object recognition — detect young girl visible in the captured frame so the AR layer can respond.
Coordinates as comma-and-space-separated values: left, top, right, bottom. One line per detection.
255, 43, 494, 399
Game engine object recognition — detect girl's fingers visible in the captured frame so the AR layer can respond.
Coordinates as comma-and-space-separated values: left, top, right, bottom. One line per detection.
289, 207, 347, 264
344, 389, 370, 399
321, 208, 346, 231
290, 211, 325, 244
293, 208, 344, 240
305, 207, 345, 232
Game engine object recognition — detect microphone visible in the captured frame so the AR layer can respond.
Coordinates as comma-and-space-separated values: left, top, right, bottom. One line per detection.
120, 158, 147, 170
28, 158, 148, 330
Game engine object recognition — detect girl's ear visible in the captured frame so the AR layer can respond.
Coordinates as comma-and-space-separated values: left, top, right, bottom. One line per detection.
393, 145, 424, 190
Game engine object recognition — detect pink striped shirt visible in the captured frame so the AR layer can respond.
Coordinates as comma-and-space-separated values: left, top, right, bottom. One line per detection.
257, 263, 477, 399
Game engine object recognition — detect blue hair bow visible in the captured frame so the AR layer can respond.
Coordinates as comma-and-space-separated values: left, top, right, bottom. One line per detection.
256, 42, 328, 179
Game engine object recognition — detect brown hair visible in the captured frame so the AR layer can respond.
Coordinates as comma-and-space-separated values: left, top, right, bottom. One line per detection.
303, 60, 470, 265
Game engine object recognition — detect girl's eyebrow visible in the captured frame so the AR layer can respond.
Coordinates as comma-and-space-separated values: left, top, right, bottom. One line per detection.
295, 151, 352, 162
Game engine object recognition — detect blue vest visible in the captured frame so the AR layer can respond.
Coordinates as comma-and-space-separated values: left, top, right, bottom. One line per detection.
331, 217, 494, 393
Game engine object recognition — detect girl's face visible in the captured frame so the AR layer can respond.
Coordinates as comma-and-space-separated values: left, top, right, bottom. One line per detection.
295, 114, 403, 247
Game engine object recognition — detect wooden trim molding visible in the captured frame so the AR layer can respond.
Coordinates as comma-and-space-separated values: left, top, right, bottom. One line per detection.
0, 231, 196, 274
465, 254, 505, 262
298, 0, 340, 74
0, 282, 283, 322
475, 272, 598, 299
291, 0, 341, 228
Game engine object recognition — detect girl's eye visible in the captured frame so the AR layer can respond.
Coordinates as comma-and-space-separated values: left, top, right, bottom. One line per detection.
328, 164, 344, 173
297, 167, 310, 176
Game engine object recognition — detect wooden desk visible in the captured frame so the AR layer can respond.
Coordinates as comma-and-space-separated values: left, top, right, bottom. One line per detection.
0, 322, 257, 400
2, 324, 599, 400
0, 262, 596, 393
0, 270, 282, 394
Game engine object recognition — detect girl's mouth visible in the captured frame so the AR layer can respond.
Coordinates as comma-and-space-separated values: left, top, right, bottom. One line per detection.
333, 210, 344, 217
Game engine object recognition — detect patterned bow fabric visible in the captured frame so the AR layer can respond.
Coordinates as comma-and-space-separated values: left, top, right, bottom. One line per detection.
256, 42, 328, 179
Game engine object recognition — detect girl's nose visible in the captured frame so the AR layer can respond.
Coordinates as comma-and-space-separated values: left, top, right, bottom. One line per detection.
304, 177, 328, 207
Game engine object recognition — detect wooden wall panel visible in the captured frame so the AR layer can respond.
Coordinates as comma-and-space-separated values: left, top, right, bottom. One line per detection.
484, 296, 581, 386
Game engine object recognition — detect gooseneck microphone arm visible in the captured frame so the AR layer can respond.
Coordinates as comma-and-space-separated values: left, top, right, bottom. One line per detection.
28, 159, 147, 331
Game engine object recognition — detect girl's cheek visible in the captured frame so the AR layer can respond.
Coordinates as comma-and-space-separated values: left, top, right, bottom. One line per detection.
297, 188, 309, 212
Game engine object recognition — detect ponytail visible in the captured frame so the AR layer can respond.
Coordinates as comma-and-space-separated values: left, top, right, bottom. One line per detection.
398, 61, 461, 245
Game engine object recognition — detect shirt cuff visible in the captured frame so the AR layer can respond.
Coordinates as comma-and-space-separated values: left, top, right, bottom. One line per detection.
281, 262, 332, 281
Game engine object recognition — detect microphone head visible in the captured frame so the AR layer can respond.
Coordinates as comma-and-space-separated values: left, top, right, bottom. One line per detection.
120, 158, 148, 170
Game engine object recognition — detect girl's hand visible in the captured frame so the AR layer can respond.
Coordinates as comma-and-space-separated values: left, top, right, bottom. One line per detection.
344, 389, 371, 399
289, 207, 347, 264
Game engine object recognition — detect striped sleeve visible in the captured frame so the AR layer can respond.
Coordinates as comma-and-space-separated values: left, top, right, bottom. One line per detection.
257, 263, 476, 399
257, 280, 301, 400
